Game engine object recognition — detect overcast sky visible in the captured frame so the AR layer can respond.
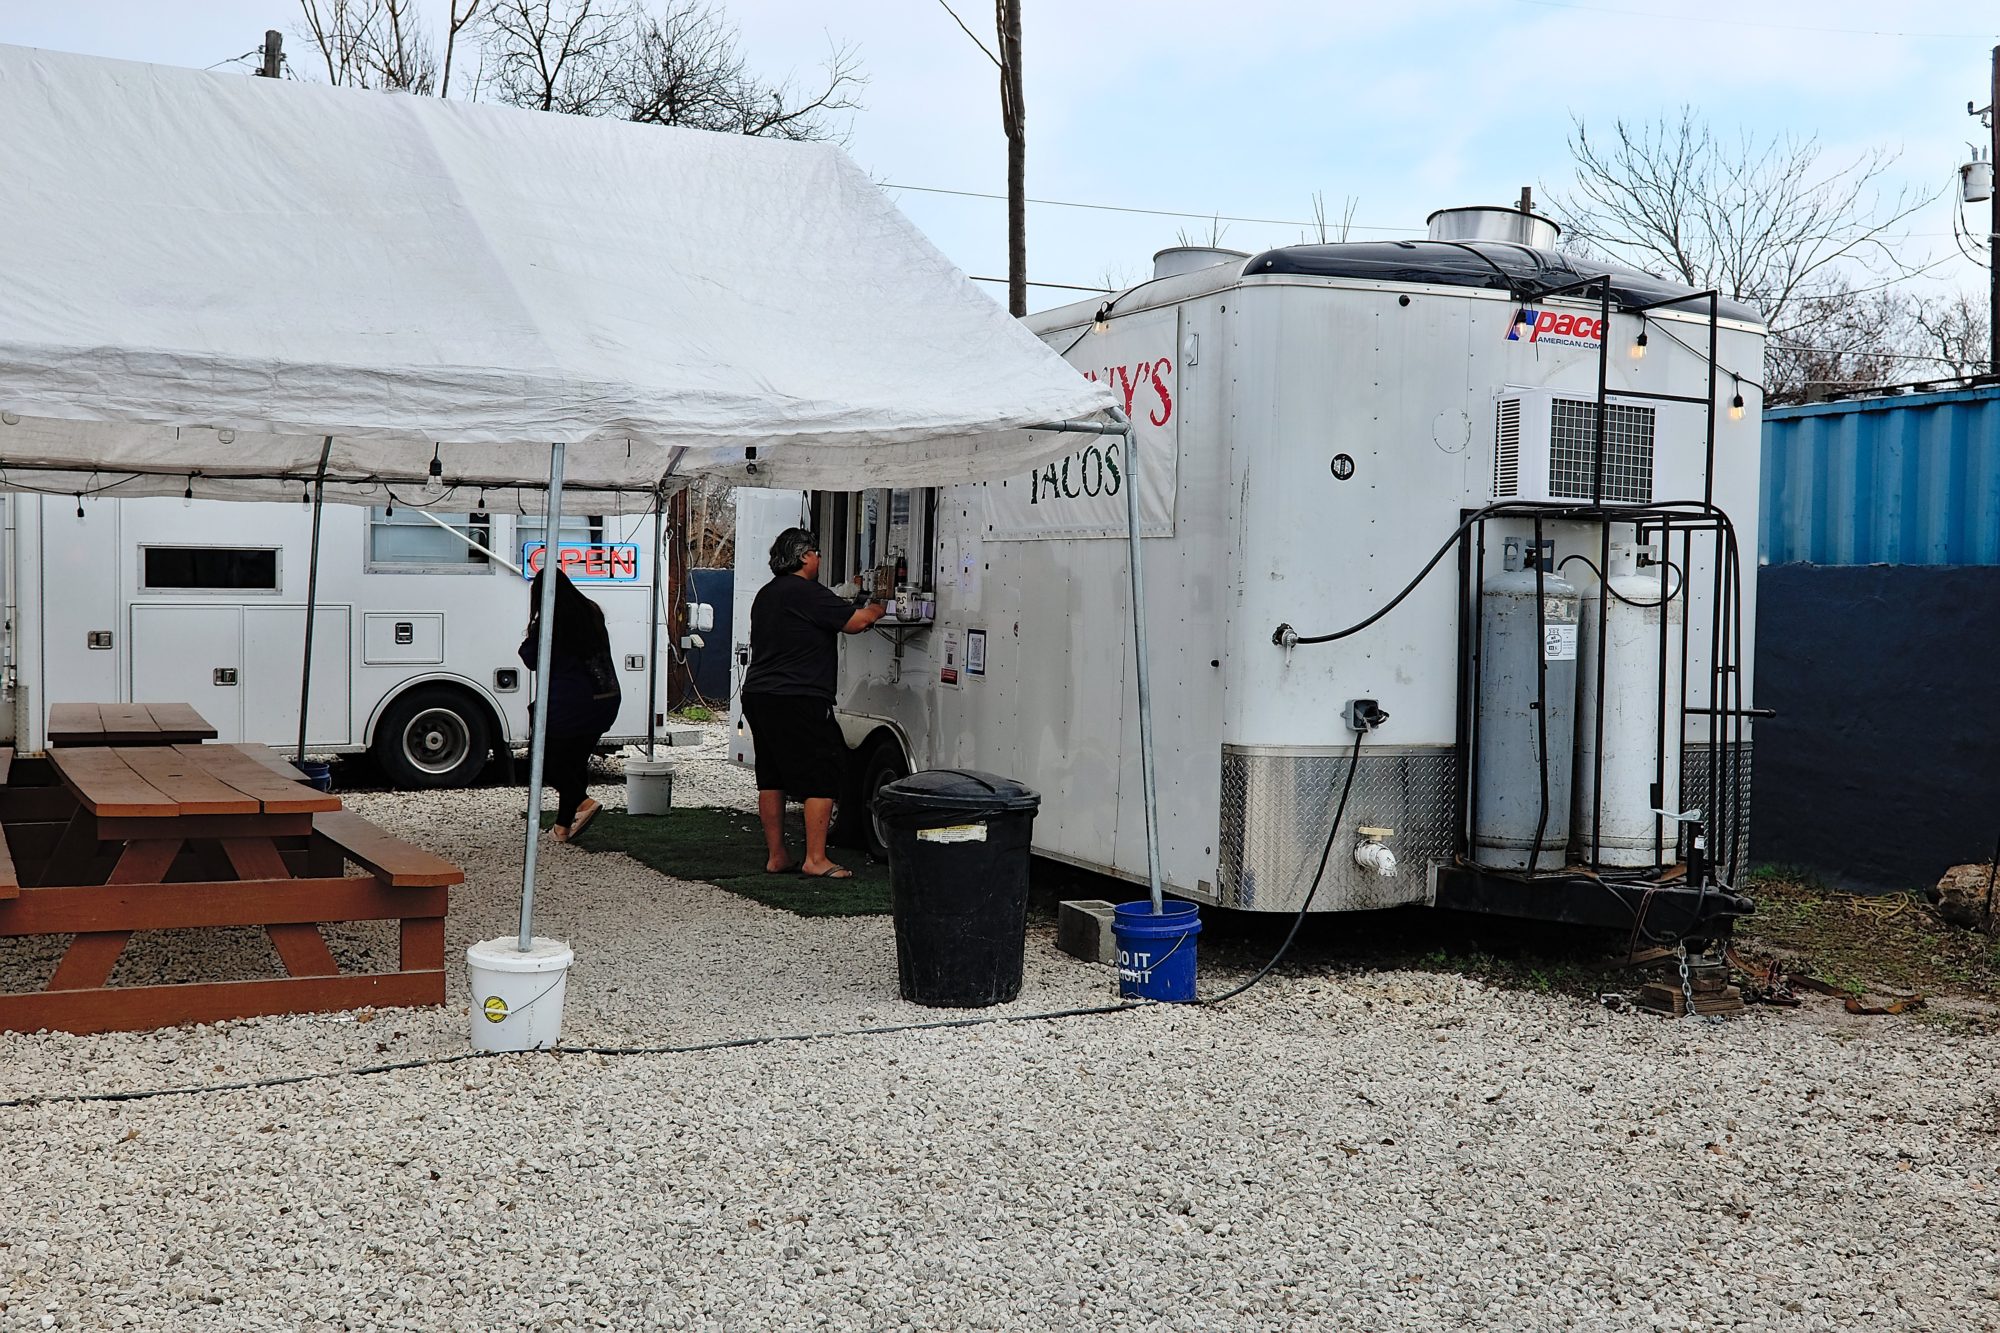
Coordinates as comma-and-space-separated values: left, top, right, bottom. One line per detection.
7, 1, 1997, 310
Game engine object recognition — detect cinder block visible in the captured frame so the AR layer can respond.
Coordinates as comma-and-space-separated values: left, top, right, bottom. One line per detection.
1057, 898, 1118, 966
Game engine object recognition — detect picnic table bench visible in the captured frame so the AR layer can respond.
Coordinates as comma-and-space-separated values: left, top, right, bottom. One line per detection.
0, 739, 461, 1034
48, 702, 218, 747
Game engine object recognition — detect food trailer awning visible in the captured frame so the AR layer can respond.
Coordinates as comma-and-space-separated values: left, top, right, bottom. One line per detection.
0, 44, 1114, 509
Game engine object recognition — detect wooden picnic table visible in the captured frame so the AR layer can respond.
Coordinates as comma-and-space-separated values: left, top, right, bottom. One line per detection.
0, 741, 459, 1034
48, 701, 218, 747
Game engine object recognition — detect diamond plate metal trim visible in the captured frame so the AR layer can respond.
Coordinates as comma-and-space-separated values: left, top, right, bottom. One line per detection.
1681, 742, 1753, 879
1218, 745, 1457, 912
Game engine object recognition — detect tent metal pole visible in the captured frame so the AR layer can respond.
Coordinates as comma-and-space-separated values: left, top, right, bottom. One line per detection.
296, 436, 333, 765
647, 494, 662, 759
1113, 407, 1164, 914
519, 442, 568, 952
412, 508, 522, 573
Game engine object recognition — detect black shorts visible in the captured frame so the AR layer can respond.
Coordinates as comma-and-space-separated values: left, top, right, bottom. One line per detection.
742, 693, 846, 799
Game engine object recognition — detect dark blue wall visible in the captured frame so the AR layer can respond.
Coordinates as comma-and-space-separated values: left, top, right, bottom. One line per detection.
1753, 564, 2000, 891
688, 567, 733, 707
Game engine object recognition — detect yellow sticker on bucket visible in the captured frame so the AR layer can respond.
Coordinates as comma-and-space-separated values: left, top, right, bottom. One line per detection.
916, 823, 988, 844
482, 995, 509, 1023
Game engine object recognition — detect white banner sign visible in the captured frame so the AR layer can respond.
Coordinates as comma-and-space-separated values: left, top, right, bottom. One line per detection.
984, 306, 1178, 541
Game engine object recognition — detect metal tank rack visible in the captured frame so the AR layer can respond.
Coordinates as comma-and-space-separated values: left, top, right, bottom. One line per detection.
1433, 274, 1763, 946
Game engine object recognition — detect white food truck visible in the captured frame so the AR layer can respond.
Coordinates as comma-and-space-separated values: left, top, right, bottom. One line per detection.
3, 494, 669, 784
737, 205, 1767, 936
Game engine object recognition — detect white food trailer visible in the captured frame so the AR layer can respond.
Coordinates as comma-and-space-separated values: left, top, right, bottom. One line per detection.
2, 494, 669, 785
739, 206, 1768, 937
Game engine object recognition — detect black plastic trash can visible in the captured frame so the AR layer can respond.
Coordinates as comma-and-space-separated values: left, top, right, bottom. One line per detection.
874, 769, 1041, 1008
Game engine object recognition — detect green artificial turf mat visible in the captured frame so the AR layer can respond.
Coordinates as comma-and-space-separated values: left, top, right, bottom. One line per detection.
546, 805, 891, 917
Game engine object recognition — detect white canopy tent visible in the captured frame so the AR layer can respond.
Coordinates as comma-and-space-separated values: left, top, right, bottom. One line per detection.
0, 45, 1110, 507
0, 45, 1165, 978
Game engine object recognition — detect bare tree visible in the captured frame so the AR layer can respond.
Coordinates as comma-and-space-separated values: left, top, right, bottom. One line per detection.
298, 0, 438, 92
1305, 191, 1359, 244
479, 0, 630, 115
618, 1, 862, 139
685, 476, 736, 568
440, 0, 485, 98
1546, 108, 1937, 380
1762, 285, 1991, 401
1173, 215, 1228, 249
300, 0, 865, 142
1908, 290, 1990, 379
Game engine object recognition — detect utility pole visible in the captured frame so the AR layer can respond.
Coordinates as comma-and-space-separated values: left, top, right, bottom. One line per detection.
996, 0, 1026, 318
257, 29, 282, 79
1980, 48, 2000, 374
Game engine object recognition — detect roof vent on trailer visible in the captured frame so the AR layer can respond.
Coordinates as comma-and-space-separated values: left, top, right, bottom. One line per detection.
1151, 246, 1250, 280
1428, 186, 1561, 249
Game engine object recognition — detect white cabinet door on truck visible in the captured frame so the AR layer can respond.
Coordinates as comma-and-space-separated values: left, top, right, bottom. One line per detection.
129, 604, 354, 747
129, 605, 242, 740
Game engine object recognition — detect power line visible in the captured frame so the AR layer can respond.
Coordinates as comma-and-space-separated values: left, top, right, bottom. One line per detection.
969, 274, 1111, 293
1509, 0, 1999, 39
880, 181, 1421, 235
885, 180, 1985, 250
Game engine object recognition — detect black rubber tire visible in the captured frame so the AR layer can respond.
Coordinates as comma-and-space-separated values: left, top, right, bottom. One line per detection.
854, 739, 909, 863
372, 685, 493, 789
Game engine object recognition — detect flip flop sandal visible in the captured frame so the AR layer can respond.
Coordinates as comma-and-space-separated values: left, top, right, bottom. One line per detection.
801, 866, 855, 880
567, 800, 601, 840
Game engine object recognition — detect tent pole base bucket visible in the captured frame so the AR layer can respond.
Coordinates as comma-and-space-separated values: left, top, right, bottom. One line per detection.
291, 760, 333, 793
624, 758, 675, 816
467, 937, 573, 1051
1113, 901, 1202, 1003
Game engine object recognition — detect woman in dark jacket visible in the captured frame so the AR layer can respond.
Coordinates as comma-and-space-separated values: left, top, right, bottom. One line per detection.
519, 568, 621, 841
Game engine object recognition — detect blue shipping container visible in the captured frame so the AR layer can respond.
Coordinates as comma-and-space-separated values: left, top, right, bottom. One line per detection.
1761, 385, 2000, 566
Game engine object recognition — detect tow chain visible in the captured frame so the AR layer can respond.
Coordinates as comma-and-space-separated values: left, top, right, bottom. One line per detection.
1676, 942, 1728, 1025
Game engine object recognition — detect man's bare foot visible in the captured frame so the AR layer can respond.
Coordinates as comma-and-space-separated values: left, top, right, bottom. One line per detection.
766, 855, 798, 874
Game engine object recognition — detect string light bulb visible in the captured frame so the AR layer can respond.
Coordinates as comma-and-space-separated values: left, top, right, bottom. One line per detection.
1511, 307, 1532, 340
428, 443, 443, 479
1091, 302, 1113, 334
1630, 328, 1648, 360
74, 494, 84, 520
1729, 391, 1746, 421
183, 475, 194, 506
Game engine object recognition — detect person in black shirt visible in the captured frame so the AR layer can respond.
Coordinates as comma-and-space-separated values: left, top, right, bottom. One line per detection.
519, 567, 622, 842
742, 527, 885, 878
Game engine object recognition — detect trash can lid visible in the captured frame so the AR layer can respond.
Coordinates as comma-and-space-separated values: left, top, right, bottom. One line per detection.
876, 768, 1041, 815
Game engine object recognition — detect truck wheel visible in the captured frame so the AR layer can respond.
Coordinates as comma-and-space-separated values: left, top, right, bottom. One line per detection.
373, 686, 492, 788
855, 740, 909, 863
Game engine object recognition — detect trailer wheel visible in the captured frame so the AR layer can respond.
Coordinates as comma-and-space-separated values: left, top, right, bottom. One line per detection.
373, 685, 492, 789
855, 739, 908, 863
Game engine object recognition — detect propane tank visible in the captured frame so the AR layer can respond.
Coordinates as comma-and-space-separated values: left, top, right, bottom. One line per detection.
1472, 537, 1579, 871
1572, 541, 1683, 868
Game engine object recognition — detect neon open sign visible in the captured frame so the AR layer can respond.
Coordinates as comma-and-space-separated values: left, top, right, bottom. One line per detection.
520, 542, 641, 582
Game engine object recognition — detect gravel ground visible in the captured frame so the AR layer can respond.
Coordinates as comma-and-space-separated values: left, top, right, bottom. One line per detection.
4, 726, 2000, 1330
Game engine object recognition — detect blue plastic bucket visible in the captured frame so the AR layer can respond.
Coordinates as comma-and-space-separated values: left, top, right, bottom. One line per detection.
292, 760, 334, 794
1113, 900, 1202, 1003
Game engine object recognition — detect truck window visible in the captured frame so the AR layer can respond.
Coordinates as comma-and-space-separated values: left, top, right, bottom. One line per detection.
516, 514, 606, 564
367, 507, 492, 571
141, 546, 279, 592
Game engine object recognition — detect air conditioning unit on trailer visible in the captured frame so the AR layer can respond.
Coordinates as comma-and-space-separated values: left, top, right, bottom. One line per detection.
1492, 387, 1658, 505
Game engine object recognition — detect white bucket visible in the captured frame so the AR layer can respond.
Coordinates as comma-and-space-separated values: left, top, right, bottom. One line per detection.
625, 757, 675, 816
466, 936, 573, 1052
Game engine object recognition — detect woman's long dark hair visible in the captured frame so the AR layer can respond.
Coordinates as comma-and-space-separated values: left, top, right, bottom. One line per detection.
527, 568, 610, 661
